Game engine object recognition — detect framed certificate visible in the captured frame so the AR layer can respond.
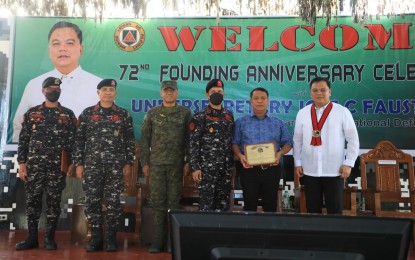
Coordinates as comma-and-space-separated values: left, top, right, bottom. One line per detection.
244, 142, 277, 167
61, 150, 70, 173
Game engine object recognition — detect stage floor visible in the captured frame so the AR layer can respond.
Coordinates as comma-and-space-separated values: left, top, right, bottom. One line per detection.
1, 230, 414, 259
0, 230, 170, 260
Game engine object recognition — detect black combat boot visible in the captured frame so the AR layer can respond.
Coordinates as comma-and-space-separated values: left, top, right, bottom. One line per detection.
166, 229, 171, 253
44, 225, 57, 250
149, 210, 165, 253
15, 224, 39, 250
149, 224, 164, 253
105, 228, 117, 252
86, 226, 103, 252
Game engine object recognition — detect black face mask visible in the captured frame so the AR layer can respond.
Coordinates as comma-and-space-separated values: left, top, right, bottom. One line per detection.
209, 92, 223, 106
45, 91, 61, 102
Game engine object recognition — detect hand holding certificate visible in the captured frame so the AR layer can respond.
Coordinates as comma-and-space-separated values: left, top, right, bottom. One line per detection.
244, 142, 277, 167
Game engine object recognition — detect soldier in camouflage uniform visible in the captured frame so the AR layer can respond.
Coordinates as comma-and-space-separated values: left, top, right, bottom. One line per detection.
140, 80, 191, 253
73, 79, 135, 252
189, 79, 235, 211
16, 77, 76, 251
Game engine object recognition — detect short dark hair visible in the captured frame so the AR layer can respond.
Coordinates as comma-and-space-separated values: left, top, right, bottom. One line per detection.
309, 77, 331, 89
250, 87, 269, 98
48, 21, 83, 44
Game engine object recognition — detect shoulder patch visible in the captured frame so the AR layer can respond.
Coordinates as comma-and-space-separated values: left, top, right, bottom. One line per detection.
189, 122, 195, 132
189, 118, 198, 132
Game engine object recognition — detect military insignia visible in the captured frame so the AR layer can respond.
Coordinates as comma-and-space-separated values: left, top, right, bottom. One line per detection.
209, 127, 214, 133
90, 115, 101, 121
54, 78, 61, 85
160, 113, 166, 117
114, 21, 145, 52
312, 130, 321, 137
32, 124, 36, 129
58, 115, 69, 124
30, 113, 44, 122
111, 115, 121, 123
189, 122, 195, 131
114, 129, 119, 136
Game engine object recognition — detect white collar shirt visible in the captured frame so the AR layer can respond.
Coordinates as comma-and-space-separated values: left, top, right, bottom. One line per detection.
293, 102, 360, 177
12, 66, 102, 142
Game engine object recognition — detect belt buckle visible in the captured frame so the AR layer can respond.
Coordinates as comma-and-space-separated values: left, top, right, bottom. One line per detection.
260, 165, 268, 170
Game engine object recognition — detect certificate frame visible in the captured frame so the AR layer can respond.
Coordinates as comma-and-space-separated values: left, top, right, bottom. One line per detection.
61, 150, 70, 173
244, 142, 277, 167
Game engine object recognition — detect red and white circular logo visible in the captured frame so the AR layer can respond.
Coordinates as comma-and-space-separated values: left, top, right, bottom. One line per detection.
114, 22, 145, 52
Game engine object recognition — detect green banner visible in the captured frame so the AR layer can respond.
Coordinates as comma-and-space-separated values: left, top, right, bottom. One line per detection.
7, 16, 415, 149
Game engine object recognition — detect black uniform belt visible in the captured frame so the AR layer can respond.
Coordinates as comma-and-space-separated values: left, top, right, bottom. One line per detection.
252, 165, 270, 170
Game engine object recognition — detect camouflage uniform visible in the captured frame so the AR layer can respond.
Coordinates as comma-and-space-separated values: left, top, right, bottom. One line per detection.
73, 103, 135, 234
140, 104, 191, 250
17, 102, 76, 244
189, 105, 234, 211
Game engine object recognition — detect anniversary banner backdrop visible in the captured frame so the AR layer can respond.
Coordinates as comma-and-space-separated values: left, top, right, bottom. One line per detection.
6, 15, 415, 149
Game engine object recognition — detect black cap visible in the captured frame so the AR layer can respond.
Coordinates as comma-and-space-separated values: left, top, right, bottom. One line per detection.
97, 79, 117, 89
206, 79, 224, 93
42, 77, 62, 88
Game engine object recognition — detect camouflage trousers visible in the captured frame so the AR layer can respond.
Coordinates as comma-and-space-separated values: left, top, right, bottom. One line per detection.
25, 163, 66, 229
83, 163, 124, 230
198, 168, 232, 211
150, 164, 183, 244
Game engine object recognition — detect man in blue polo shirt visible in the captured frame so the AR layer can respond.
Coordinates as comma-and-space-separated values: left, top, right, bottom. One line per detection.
232, 87, 293, 212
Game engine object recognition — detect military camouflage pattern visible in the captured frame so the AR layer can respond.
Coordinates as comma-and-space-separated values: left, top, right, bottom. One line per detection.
140, 105, 191, 166
140, 104, 191, 246
17, 102, 76, 229
73, 103, 135, 229
189, 105, 234, 211
149, 164, 183, 244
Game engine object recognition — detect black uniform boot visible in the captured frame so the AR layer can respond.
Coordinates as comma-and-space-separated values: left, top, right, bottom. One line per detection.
105, 229, 117, 252
166, 228, 171, 253
44, 225, 57, 250
15, 224, 39, 250
149, 211, 165, 253
149, 225, 164, 253
86, 227, 103, 252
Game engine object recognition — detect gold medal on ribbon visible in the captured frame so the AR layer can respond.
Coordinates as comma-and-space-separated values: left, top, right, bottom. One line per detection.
312, 130, 321, 137
209, 127, 214, 133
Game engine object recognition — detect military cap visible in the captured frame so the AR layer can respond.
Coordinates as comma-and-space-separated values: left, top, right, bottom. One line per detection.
97, 79, 117, 89
206, 79, 224, 92
42, 77, 62, 88
160, 80, 178, 90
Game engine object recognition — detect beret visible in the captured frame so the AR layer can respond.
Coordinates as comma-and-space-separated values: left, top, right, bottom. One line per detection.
206, 79, 224, 92
97, 79, 117, 89
42, 77, 62, 88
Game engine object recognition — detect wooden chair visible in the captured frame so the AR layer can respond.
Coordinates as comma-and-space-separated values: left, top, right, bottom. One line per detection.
293, 172, 358, 215
360, 140, 415, 218
128, 143, 150, 243
180, 173, 200, 210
